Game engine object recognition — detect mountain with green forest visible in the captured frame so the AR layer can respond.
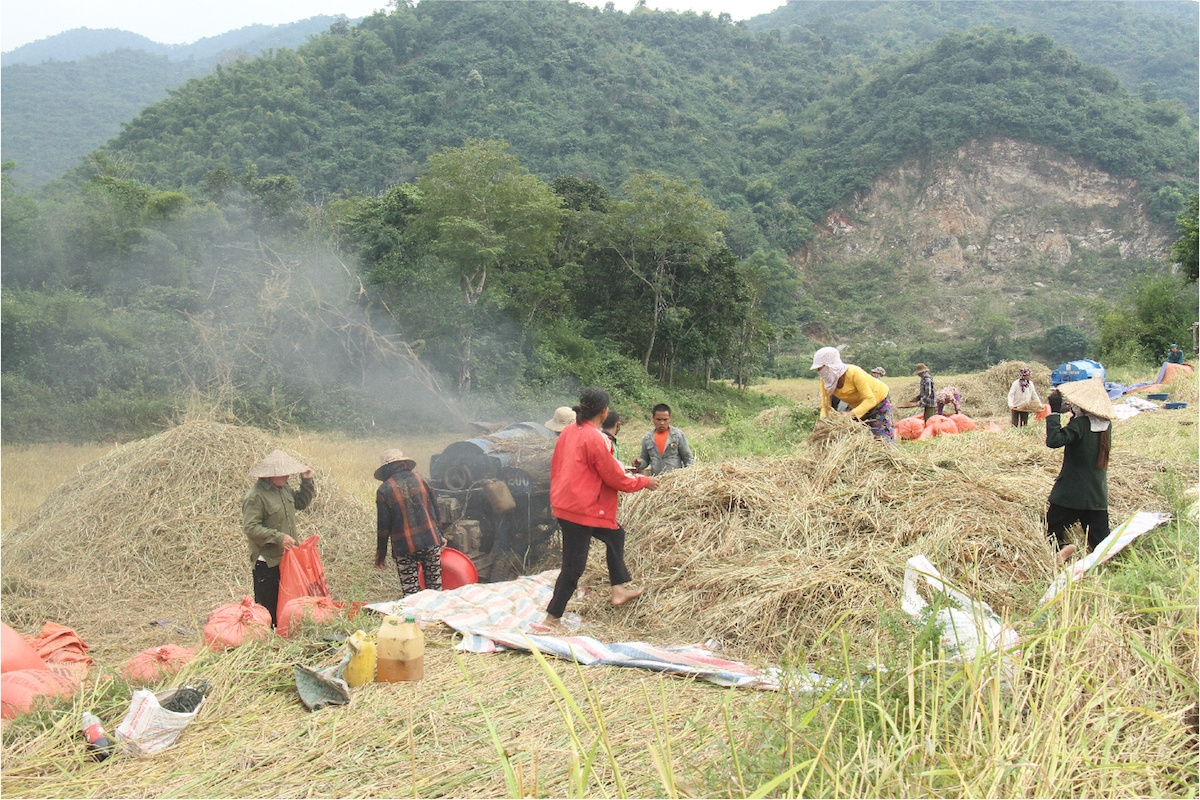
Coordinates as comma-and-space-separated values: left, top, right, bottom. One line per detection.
0, 17, 347, 187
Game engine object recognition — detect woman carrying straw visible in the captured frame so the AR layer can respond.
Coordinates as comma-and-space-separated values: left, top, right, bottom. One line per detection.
1045, 377, 1115, 561
535, 387, 660, 633
1007, 366, 1041, 427
811, 347, 896, 441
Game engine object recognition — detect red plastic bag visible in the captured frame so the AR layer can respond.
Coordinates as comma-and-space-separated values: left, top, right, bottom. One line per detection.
203, 596, 272, 650
949, 413, 977, 432
1, 668, 78, 719
1034, 403, 1051, 421
1, 622, 47, 674
277, 537, 330, 624
896, 416, 925, 441
123, 645, 198, 684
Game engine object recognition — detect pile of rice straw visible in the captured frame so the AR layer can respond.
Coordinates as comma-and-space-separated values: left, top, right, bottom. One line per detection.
0, 422, 385, 658
585, 416, 1174, 661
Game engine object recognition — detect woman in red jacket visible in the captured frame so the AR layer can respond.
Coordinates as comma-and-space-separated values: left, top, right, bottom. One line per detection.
536, 387, 660, 632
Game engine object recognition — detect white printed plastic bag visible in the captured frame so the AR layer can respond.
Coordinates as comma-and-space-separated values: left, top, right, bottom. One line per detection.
115, 687, 206, 756
902, 554, 1020, 687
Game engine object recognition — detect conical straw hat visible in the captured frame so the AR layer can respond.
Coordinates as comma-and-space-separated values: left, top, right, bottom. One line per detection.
374, 448, 416, 481
248, 449, 310, 478
1058, 377, 1115, 420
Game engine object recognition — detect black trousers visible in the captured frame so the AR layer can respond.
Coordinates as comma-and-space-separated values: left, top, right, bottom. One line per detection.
253, 560, 281, 628
1047, 503, 1109, 553
546, 519, 632, 619
1011, 410, 1030, 427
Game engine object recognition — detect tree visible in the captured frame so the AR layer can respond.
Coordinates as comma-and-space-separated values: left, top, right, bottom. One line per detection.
600, 173, 728, 371
1172, 193, 1198, 284
409, 140, 564, 392
1042, 325, 1090, 364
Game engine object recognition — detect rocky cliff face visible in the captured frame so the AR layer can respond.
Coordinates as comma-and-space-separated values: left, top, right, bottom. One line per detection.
796, 137, 1173, 337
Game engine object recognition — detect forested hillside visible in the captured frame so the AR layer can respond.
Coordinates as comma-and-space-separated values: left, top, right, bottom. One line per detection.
102, 2, 1196, 255
750, 0, 1200, 119
2, 2, 1196, 442
0, 17, 345, 187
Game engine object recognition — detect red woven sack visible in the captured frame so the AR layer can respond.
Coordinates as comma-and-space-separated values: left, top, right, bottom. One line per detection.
896, 417, 925, 440
926, 415, 960, 436
1, 668, 78, 719
27, 621, 92, 665
123, 645, 198, 684
277, 536, 330, 624
277, 595, 340, 637
1, 622, 47, 674
949, 413, 977, 432
203, 596, 272, 650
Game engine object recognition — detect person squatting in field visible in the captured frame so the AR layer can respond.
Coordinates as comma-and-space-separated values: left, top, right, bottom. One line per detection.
536, 387, 660, 633
375, 448, 444, 595
242, 450, 315, 628
812, 346, 896, 441
1045, 377, 1115, 562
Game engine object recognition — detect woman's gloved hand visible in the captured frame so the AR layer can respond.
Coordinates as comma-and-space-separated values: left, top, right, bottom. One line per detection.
1048, 390, 1063, 414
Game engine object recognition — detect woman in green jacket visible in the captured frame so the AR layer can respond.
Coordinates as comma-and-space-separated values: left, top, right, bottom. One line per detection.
243, 450, 315, 627
1045, 378, 1114, 562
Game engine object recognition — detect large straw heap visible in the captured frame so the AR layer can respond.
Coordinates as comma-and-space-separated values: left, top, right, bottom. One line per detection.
0, 422, 385, 657
591, 417, 1173, 661
888, 360, 1053, 420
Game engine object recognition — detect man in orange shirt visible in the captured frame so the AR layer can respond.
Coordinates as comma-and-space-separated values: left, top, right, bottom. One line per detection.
632, 404, 695, 476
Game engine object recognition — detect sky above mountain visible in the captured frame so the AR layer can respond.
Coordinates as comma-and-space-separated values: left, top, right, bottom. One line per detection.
2, 0, 785, 52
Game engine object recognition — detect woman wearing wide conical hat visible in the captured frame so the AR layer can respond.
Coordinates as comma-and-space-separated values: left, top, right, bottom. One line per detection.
242, 449, 315, 628
1044, 378, 1115, 561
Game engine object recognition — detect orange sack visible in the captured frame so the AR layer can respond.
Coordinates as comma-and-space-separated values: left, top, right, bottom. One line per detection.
949, 413, 977, 432
1, 668, 78, 719
123, 645, 198, 684
203, 596, 272, 650
27, 622, 92, 665
896, 417, 925, 441
925, 415, 960, 436
277, 536, 331, 624
1, 622, 48, 674
277, 595, 340, 638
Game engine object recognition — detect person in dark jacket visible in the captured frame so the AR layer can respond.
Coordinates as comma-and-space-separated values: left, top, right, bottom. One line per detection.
1045, 378, 1115, 562
375, 448, 444, 596
910, 364, 937, 421
243, 450, 316, 628
1167, 343, 1185, 364
632, 404, 695, 475
535, 388, 660, 632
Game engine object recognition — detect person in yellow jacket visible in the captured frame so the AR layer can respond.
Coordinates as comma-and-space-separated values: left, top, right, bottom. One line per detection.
811, 347, 895, 441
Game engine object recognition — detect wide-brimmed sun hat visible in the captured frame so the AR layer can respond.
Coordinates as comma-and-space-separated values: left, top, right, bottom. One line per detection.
249, 449, 309, 478
1057, 377, 1116, 420
914, 363, 930, 375
810, 346, 843, 370
544, 406, 575, 432
374, 448, 417, 481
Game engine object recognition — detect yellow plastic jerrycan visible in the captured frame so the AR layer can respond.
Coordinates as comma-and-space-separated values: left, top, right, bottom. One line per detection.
342, 630, 377, 688
376, 614, 424, 682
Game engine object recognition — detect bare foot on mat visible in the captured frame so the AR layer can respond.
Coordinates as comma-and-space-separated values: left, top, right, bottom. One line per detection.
529, 616, 564, 635
610, 584, 644, 606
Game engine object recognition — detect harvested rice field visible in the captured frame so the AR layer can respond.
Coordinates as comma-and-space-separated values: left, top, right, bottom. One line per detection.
2, 365, 1197, 797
